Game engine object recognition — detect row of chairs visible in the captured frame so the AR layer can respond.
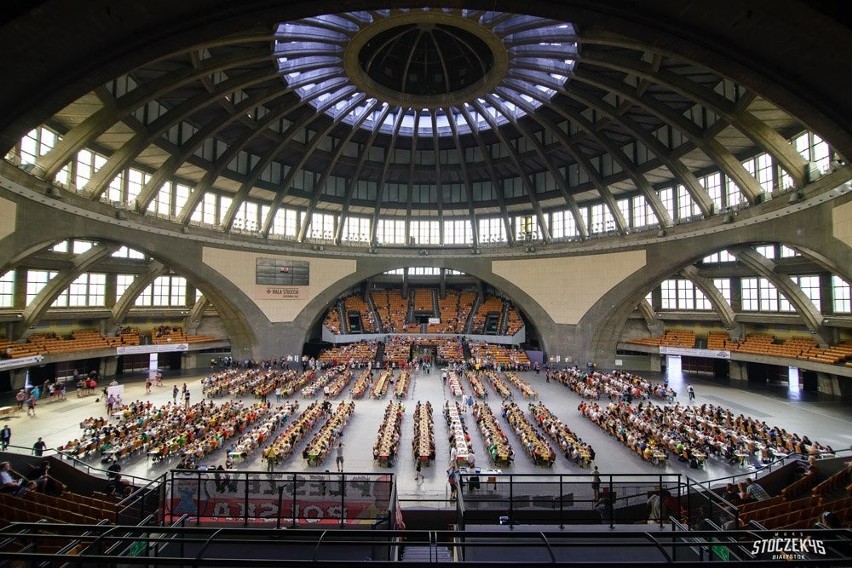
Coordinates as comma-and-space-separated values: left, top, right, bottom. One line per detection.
740, 495, 820, 525
758, 496, 852, 529
25, 490, 116, 523
812, 466, 851, 499
0, 492, 107, 525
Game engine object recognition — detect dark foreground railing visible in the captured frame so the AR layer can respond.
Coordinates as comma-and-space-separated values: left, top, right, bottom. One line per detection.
0, 524, 849, 567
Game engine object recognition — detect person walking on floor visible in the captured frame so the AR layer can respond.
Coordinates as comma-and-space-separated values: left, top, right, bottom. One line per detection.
687, 384, 695, 402
26, 395, 36, 417
335, 442, 345, 472
32, 437, 46, 457
0, 425, 10, 450
591, 466, 601, 500
172, 384, 179, 403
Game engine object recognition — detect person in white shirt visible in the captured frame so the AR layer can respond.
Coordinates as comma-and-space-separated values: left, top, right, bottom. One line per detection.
0, 462, 27, 495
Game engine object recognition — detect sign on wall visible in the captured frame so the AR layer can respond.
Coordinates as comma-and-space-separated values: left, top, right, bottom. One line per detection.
255, 258, 309, 299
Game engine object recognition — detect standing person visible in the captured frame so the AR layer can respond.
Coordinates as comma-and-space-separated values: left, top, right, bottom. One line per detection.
415, 459, 423, 482
26, 394, 37, 417
591, 466, 601, 499
687, 384, 695, 402
183, 388, 191, 408
32, 437, 46, 456
145, 377, 152, 393
447, 465, 458, 500
172, 385, 179, 403
0, 424, 10, 450
335, 442, 345, 472
15, 389, 26, 410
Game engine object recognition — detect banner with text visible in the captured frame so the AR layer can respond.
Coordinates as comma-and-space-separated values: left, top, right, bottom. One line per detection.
659, 346, 730, 359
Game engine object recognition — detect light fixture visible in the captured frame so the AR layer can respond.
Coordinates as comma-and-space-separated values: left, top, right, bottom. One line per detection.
788, 191, 803, 204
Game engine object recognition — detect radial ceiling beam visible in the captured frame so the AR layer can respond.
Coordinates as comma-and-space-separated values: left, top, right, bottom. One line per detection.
330, 102, 391, 244
111, 259, 168, 324
571, 68, 766, 204
37, 49, 276, 180
15, 242, 121, 337
730, 246, 829, 345
134, 73, 348, 213
679, 264, 736, 330
455, 105, 517, 245
367, 107, 408, 246
575, 49, 809, 187
442, 108, 483, 247
225, 83, 358, 234
467, 99, 551, 243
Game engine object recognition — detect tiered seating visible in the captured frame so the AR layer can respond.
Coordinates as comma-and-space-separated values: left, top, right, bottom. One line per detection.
117, 328, 141, 345
470, 296, 502, 334
436, 338, 464, 363
1, 490, 116, 524
812, 467, 852, 499
344, 295, 377, 333
412, 401, 435, 464
373, 401, 403, 466
739, 495, 817, 525
504, 305, 524, 335
323, 304, 341, 334
468, 341, 531, 369
502, 401, 555, 466
317, 340, 377, 366
472, 401, 513, 466
151, 326, 217, 344
707, 330, 731, 350
371, 290, 409, 333
758, 496, 852, 529
781, 470, 820, 500
303, 401, 354, 466
628, 329, 696, 348
436, 290, 466, 333
412, 288, 434, 315
383, 336, 412, 364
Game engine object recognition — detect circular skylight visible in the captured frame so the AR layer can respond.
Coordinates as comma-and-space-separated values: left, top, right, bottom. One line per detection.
274, 9, 577, 137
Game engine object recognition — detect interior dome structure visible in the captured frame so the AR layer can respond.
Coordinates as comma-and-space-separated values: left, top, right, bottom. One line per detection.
0, 0, 850, 371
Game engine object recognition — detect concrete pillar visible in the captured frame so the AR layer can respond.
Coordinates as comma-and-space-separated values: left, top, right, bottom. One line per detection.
9, 368, 26, 390
101, 356, 119, 379
729, 360, 748, 383
649, 354, 663, 373
816, 373, 842, 397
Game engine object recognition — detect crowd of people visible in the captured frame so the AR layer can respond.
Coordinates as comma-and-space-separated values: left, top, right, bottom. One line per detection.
502, 401, 556, 466
373, 401, 404, 466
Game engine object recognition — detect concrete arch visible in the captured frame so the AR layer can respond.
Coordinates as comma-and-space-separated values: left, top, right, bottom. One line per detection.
0, 196, 263, 355
584, 204, 852, 366
287, 256, 559, 354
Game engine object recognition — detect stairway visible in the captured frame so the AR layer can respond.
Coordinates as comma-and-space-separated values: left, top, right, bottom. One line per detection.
463, 294, 482, 334
374, 342, 385, 367
499, 300, 510, 334
337, 302, 347, 333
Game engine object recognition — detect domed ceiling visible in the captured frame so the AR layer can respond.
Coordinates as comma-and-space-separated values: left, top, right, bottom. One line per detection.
2, 3, 849, 249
